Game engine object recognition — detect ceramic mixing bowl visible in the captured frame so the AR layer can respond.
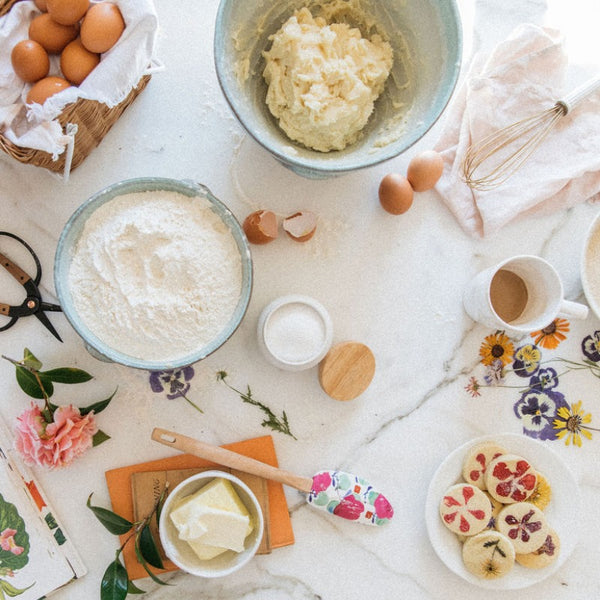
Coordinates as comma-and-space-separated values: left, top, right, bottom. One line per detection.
54, 178, 252, 370
214, 0, 462, 178
159, 470, 264, 578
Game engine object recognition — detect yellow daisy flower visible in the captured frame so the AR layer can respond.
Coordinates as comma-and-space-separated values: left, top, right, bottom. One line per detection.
531, 318, 570, 349
553, 401, 593, 447
479, 331, 514, 367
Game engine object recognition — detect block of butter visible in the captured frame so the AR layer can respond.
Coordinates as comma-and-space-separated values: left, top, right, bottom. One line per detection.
169, 477, 254, 559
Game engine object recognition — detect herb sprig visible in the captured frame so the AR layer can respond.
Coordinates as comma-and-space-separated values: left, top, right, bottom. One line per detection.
87, 485, 171, 600
217, 371, 296, 439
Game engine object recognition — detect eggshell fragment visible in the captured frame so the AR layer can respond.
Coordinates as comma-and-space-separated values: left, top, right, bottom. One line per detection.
26, 76, 71, 105
243, 210, 278, 244
80, 2, 125, 54
378, 174, 414, 215
282, 211, 317, 242
29, 13, 78, 54
11, 40, 50, 83
407, 150, 444, 191
47, 0, 90, 25
61, 38, 100, 84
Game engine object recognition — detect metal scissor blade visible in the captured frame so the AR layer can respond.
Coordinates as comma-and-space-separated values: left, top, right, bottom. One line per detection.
35, 310, 63, 343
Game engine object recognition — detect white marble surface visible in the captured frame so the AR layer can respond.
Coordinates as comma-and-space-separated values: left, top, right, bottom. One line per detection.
1, 0, 599, 598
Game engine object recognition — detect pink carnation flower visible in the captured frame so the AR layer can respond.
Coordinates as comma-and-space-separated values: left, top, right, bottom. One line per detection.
15, 403, 98, 469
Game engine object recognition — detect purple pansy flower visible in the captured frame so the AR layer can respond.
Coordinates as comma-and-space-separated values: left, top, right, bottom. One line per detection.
528, 367, 559, 392
512, 344, 541, 378
513, 388, 568, 440
582, 330, 600, 362
149, 367, 195, 400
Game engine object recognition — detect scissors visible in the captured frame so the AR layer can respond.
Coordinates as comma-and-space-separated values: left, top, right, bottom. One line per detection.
0, 231, 63, 342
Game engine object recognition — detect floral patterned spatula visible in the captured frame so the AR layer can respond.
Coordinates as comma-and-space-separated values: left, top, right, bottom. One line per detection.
151, 428, 394, 526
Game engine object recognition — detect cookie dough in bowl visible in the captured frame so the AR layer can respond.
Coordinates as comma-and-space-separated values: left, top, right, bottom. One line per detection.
214, 0, 462, 178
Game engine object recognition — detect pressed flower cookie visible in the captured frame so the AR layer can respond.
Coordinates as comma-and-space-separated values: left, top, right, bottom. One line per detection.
515, 528, 560, 569
457, 491, 503, 542
462, 530, 515, 579
461, 442, 507, 490
496, 502, 549, 554
527, 472, 552, 511
485, 454, 537, 503
439, 483, 492, 536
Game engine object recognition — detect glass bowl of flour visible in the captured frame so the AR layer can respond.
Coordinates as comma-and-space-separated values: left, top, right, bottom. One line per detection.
54, 178, 252, 370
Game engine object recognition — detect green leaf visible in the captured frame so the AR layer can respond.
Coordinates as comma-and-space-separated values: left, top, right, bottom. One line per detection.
126, 579, 146, 594
80, 388, 118, 416
41, 367, 93, 384
0, 579, 35, 596
92, 430, 111, 447
15, 366, 53, 399
87, 494, 132, 535
22, 348, 42, 371
133, 542, 171, 586
138, 525, 164, 569
101, 558, 128, 600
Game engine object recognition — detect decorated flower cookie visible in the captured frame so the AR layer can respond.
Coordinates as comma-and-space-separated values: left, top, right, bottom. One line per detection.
462, 530, 515, 579
439, 483, 492, 536
496, 502, 549, 554
515, 528, 560, 569
461, 442, 506, 490
527, 472, 552, 511
485, 454, 537, 503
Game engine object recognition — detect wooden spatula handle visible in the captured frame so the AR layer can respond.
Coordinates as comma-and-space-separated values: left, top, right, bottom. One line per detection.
151, 428, 314, 493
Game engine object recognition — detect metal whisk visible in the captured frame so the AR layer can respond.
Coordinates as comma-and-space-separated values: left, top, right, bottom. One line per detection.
462, 75, 600, 191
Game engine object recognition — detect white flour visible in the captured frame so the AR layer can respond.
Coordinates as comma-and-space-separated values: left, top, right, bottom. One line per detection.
68, 191, 242, 361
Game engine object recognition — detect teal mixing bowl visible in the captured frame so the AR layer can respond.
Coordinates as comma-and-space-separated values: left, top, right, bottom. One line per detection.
214, 0, 462, 178
54, 178, 252, 370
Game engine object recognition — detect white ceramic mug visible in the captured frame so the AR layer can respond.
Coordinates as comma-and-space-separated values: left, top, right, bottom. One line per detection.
463, 255, 588, 333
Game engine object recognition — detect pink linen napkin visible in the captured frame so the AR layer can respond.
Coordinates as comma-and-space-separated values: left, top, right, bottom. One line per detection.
434, 23, 600, 238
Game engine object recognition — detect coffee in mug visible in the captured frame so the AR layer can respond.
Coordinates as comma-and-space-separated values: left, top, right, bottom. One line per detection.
463, 255, 588, 333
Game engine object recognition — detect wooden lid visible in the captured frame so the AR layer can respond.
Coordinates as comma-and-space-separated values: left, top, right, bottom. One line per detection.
318, 341, 375, 401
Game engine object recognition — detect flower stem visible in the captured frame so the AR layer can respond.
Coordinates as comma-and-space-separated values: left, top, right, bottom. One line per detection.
180, 393, 204, 414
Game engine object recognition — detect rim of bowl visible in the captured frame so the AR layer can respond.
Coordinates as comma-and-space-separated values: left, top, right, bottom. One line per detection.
580, 211, 600, 319
54, 177, 253, 370
158, 470, 264, 577
213, 0, 463, 176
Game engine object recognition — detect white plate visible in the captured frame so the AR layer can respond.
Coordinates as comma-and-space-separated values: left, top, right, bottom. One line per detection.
425, 433, 581, 589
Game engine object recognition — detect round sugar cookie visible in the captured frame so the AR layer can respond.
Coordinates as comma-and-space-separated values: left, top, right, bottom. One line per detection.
496, 502, 549, 554
462, 530, 515, 579
515, 528, 561, 569
527, 472, 552, 511
439, 483, 492, 536
461, 442, 506, 490
485, 453, 537, 503
457, 492, 503, 542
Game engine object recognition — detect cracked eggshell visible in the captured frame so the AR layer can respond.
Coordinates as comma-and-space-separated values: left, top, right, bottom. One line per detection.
282, 211, 317, 242
243, 210, 278, 244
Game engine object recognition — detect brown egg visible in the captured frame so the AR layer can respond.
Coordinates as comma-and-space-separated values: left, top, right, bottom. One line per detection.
61, 38, 100, 84
27, 76, 71, 105
11, 40, 50, 83
80, 2, 125, 54
282, 211, 317, 242
34, 0, 48, 12
29, 13, 78, 54
243, 210, 278, 244
406, 150, 444, 192
47, 0, 90, 26
378, 174, 414, 215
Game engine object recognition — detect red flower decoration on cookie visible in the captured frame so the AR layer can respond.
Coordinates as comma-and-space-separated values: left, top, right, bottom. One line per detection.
504, 509, 543, 543
492, 459, 536, 502
442, 486, 487, 533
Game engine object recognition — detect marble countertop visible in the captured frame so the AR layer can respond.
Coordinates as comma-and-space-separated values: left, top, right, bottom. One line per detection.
1, 0, 599, 598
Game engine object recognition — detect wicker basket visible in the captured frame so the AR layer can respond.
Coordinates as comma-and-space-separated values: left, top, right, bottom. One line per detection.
0, 0, 152, 175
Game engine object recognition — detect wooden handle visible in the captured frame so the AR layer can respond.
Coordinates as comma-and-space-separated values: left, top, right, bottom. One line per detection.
151, 428, 314, 494
0, 252, 30, 285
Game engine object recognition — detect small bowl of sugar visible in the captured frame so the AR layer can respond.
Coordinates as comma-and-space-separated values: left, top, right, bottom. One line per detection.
257, 294, 333, 371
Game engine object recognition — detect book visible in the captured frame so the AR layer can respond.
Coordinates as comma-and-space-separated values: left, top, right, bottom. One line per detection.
105, 434, 294, 580
0, 417, 86, 600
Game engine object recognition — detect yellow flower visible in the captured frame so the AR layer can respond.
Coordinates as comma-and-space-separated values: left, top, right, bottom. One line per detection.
553, 401, 593, 447
531, 318, 570, 349
479, 331, 514, 367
